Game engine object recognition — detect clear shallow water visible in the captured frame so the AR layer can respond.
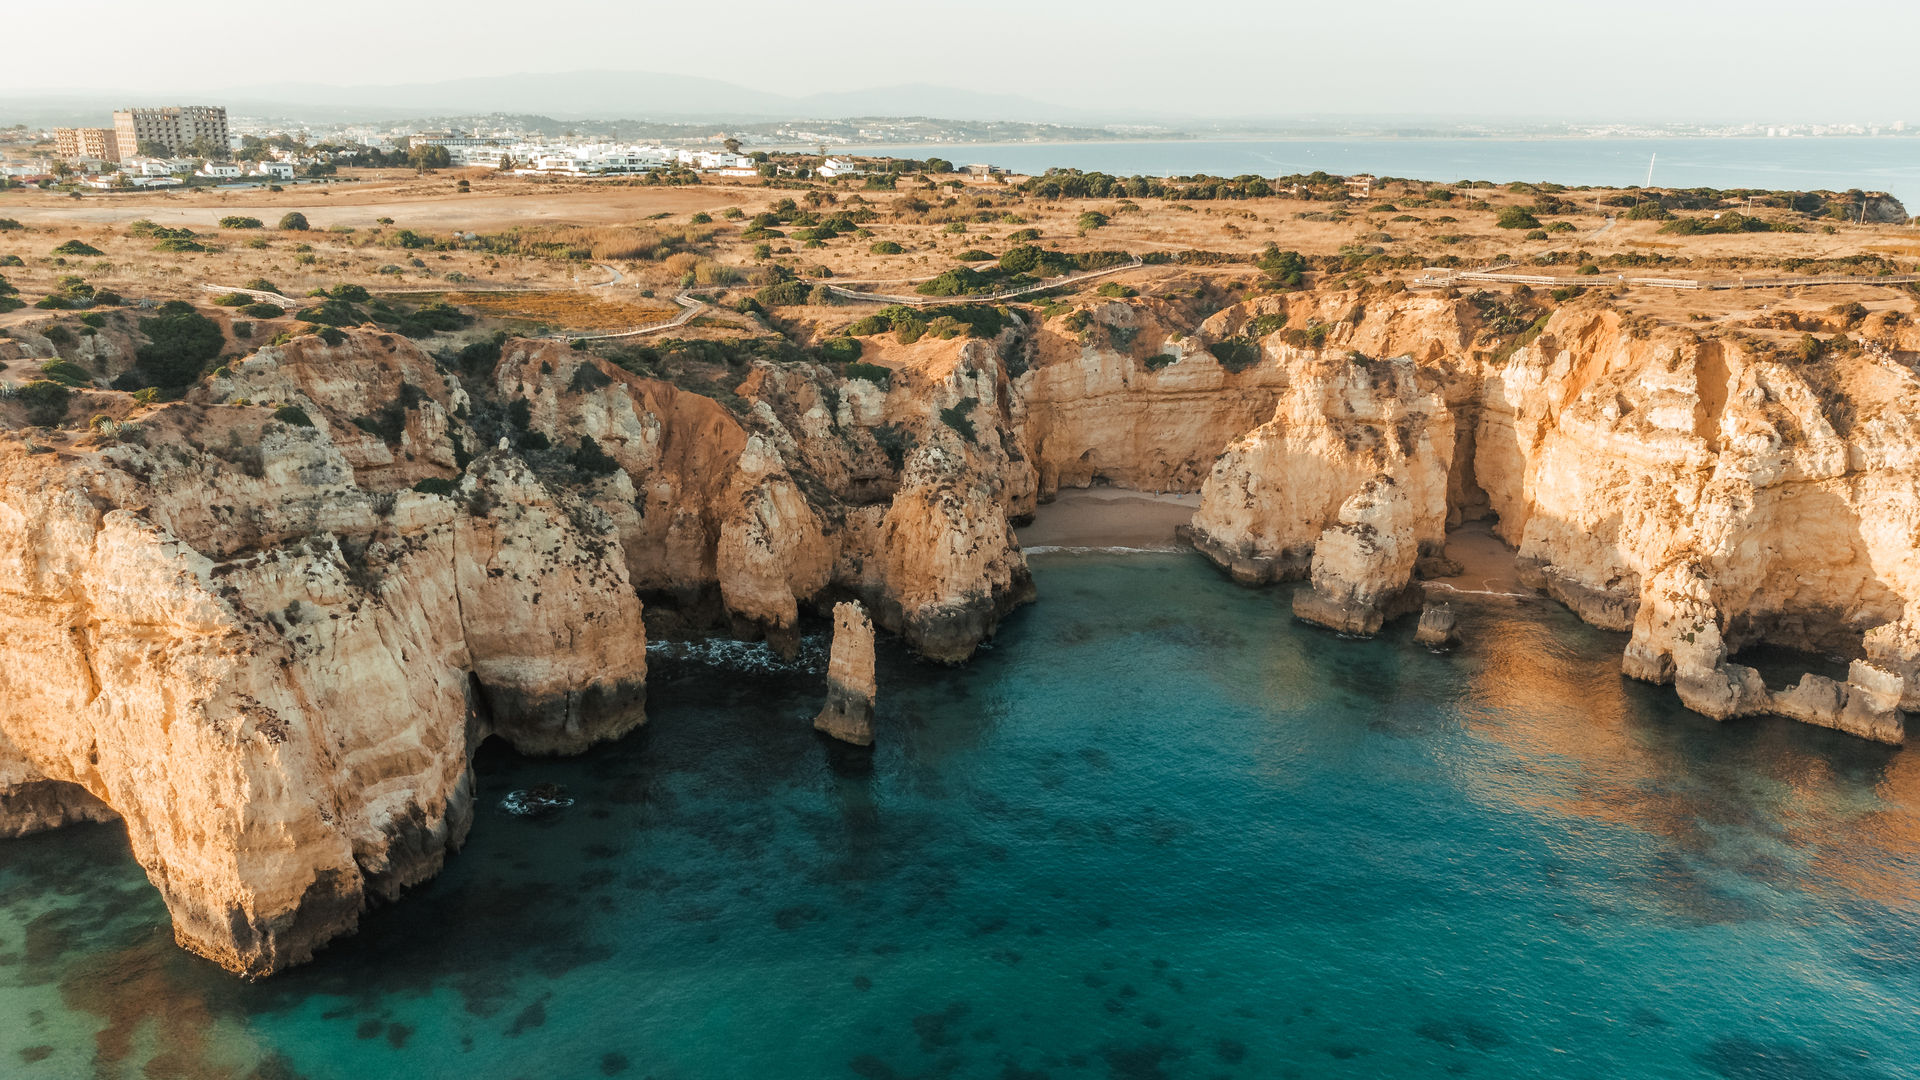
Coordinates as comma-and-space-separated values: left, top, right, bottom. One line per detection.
6, 552, 1920, 1079
848, 138, 1920, 208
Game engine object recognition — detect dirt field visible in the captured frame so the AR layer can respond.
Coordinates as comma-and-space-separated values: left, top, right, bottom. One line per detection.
2, 167, 1914, 341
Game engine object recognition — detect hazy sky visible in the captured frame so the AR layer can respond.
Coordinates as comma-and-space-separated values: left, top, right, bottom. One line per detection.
5, 0, 1916, 120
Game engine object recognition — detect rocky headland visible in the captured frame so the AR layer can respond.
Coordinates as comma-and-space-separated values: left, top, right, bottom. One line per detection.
3, 273, 1916, 974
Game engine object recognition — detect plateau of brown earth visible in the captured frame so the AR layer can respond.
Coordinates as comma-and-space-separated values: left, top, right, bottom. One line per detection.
2, 166, 1916, 975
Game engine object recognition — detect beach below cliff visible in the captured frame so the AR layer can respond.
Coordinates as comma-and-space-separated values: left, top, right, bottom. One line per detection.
1018, 487, 1199, 551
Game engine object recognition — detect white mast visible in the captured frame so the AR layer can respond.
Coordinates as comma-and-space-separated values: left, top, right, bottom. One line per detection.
1645, 153, 1657, 187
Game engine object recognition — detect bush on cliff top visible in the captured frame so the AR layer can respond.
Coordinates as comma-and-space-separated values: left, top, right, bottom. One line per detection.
134, 301, 224, 388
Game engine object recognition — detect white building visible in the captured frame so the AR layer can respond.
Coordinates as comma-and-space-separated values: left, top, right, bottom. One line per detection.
197, 162, 242, 179
818, 157, 864, 178
674, 149, 753, 171
253, 161, 295, 179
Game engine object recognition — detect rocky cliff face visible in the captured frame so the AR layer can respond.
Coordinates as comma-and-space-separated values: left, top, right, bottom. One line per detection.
3, 280, 1915, 976
1176, 293, 1918, 742
0, 320, 1041, 973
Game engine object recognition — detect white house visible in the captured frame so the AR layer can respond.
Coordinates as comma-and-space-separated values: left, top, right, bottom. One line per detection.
253, 161, 295, 179
818, 157, 864, 179
197, 162, 242, 179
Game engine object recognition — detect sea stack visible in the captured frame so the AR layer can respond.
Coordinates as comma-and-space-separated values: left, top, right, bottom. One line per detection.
1416, 602, 1460, 648
815, 601, 877, 746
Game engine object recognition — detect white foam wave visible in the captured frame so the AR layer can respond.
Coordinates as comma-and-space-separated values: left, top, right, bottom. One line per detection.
646, 634, 829, 675
1023, 544, 1187, 556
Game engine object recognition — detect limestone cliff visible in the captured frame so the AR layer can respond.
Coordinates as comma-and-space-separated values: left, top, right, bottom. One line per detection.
0, 381, 647, 975
0, 320, 1041, 972
1173, 292, 1917, 742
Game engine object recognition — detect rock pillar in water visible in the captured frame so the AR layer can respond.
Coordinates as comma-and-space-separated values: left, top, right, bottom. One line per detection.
1291, 475, 1420, 636
815, 602, 877, 746
1415, 601, 1459, 648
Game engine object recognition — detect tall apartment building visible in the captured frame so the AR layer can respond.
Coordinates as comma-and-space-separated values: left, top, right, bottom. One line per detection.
54, 127, 121, 163
112, 106, 229, 159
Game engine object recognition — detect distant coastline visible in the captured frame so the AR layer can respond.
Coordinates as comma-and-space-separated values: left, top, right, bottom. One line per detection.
828, 136, 1920, 206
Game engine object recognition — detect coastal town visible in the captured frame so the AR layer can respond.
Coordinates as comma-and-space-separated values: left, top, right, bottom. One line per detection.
1, 103, 908, 189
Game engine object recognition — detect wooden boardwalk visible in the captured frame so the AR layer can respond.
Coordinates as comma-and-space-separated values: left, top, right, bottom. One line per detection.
1413, 267, 1920, 292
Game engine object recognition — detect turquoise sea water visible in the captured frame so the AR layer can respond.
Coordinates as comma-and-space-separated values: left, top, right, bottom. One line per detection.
846, 138, 1920, 208
5, 552, 1920, 1079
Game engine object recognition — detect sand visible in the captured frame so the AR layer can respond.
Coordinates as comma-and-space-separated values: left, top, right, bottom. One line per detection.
1018, 487, 1199, 551
1425, 520, 1528, 598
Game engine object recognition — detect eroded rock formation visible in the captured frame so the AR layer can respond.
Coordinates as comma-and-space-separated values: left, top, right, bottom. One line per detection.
0, 322, 1038, 973
4, 276, 1916, 977
814, 601, 877, 746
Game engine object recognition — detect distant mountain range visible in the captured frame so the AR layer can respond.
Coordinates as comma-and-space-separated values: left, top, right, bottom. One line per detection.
0, 71, 1116, 126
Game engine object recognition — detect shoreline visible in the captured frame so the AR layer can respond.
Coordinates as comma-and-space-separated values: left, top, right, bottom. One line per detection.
1018, 487, 1198, 552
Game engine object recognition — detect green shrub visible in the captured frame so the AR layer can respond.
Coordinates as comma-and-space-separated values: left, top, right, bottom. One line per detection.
569, 435, 620, 476
1077, 211, 1109, 230
1257, 246, 1307, 288
939, 397, 978, 442
412, 476, 457, 496
273, 404, 314, 427
213, 292, 249, 306
818, 336, 862, 363
1524, 229, 1548, 241
301, 298, 364, 326
892, 311, 927, 344
1144, 353, 1177, 371
16, 380, 72, 426
689, 212, 712, 224
279, 212, 310, 231
219, 216, 263, 230
154, 237, 207, 253
456, 331, 508, 373
0, 219, 21, 231
957, 249, 995, 262
916, 266, 991, 297
239, 302, 284, 319
756, 279, 812, 307
1096, 282, 1136, 298
328, 283, 371, 302
53, 240, 104, 256
844, 360, 892, 387
1207, 340, 1261, 373
135, 302, 224, 387
244, 277, 279, 294
1007, 228, 1041, 243
1624, 201, 1671, 221
847, 313, 892, 336
1658, 212, 1796, 236
1495, 206, 1542, 230
231, 320, 253, 339
870, 240, 904, 255
41, 360, 91, 386
1245, 312, 1289, 338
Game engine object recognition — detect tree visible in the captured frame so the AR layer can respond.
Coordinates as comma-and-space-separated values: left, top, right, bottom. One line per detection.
279, 212, 310, 231
135, 139, 169, 158
722, 137, 742, 154
408, 145, 452, 171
